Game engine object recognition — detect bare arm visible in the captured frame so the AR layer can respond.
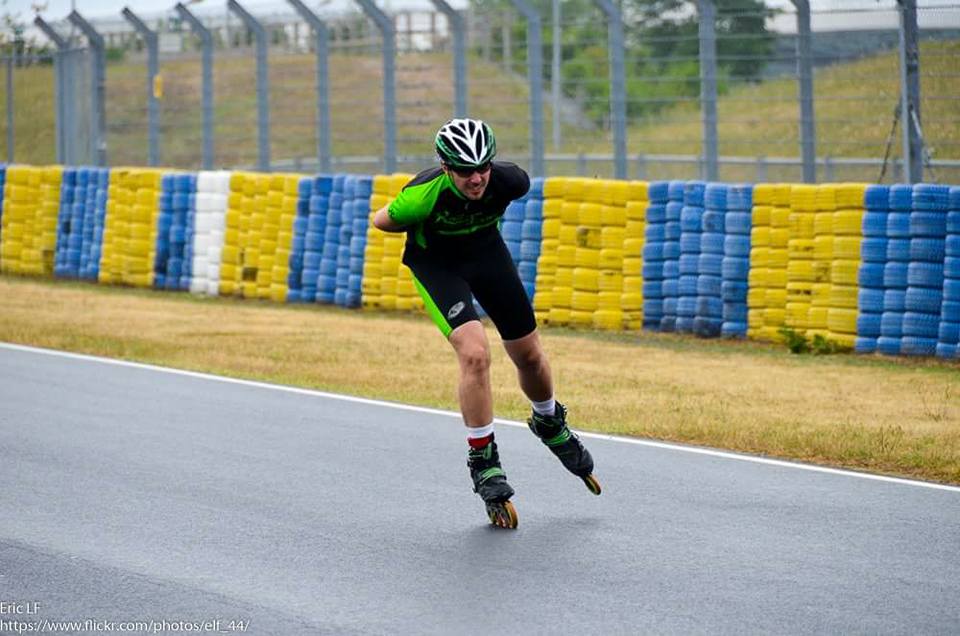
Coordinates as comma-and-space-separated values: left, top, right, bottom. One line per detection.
373, 205, 407, 233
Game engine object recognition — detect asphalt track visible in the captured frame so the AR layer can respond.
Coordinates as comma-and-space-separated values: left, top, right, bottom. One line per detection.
1, 343, 958, 635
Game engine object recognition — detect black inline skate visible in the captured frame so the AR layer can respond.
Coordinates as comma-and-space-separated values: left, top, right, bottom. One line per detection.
467, 440, 518, 529
528, 403, 602, 495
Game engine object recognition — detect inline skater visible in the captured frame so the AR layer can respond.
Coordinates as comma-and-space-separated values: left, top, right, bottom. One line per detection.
372, 118, 600, 528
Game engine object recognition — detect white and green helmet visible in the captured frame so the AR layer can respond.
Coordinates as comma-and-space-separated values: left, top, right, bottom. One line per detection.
435, 118, 497, 168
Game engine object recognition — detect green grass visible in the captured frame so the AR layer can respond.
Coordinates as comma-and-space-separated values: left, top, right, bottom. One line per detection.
1, 41, 957, 175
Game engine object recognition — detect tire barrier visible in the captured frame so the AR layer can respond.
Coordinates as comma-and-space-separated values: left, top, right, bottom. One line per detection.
660, 181, 684, 332
0, 166, 62, 276
642, 181, 669, 330
855, 185, 890, 354
938, 188, 960, 359
188, 171, 231, 297
1, 163, 957, 360
362, 173, 422, 313
722, 184, 753, 338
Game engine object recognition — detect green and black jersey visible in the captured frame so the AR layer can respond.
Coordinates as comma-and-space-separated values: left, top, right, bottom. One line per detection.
387, 161, 530, 250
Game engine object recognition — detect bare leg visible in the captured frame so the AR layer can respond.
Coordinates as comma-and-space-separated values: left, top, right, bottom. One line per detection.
448, 320, 494, 428
501, 328, 553, 403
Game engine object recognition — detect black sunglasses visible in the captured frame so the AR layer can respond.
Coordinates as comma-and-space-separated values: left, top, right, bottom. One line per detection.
448, 162, 492, 178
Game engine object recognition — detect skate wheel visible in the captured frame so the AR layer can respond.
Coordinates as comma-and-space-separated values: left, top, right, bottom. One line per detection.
486, 500, 519, 529
582, 474, 602, 496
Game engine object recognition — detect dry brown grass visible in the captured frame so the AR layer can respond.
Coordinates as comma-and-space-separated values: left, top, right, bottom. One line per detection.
2, 275, 958, 484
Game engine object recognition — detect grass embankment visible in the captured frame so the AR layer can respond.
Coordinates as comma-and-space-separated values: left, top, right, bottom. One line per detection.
2, 275, 958, 485
2, 42, 958, 173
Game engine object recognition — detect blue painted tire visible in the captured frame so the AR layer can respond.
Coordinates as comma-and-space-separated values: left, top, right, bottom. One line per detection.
643, 243, 665, 261
649, 182, 670, 203
501, 221, 522, 242
667, 181, 685, 203
663, 241, 681, 260
855, 337, 877, 354
901, 337, 938, 356
660, 316, 677, 332
644, 299, 664, 320
945, 279, 960, 301
662, 279, 679, 297
887, 212, 911, 237
727, 185, 753, 212
725, 212, 752, 235
679, 275, 699, 296
684, 181, 707, 207
723, 302, 748, 322
665, 202, 683, 223
504, 201, 525, 223
946, 235, 960, 257
704, 184, 728, 210
884, 262, 909, 288
936, 343, 958, 359
693, 317, 723, 337
700, 232, 725, 254
886, 239, 910, 261
301, 268, 319, 287
945, 257, 960, 279
910, 238, 946, 262
721, 321, 748, 338
939, 321, 959, 344
642, 261, 664, 280
680, 207, 704, 232
521, 219, 542, 241
905, 287, 943, 314
862, 212, 888, 237
520, 241, 541, 262
910, 211, 947, 237
679, 254, 699, 275
907, 262, 944, 288
645, 224, 666, 243
662, 260, 680, 279
664, 221, 681, 241
677, 297, 697, 318
699, 254, 723, 276
518, 261, 537, 282
701, 211, 725, 233
948, 211, 960, 234
680, 234, 701, 254
889, 185, 913, 211
902, 312, 940, 338
880, 312, 904, 337
858, 263, 885, 287
884, 289, 907, 312
857, 313, 882, 337
646, 204, 667, 224
865, 185, 890, 211
912, 184, 950, 211
319, 258, 337, 276
643, 281, 664, 299
861, 238, 888, 262
877, 336, 901, 356
724, 235, 751, 257
675, 317, 695, 332
721, 281, 748, 302
721, 257, 750, 280
696, 275, 722, 296
858, 288, 884, 313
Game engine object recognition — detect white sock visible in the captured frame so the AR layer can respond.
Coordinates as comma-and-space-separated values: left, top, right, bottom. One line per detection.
531, 397, 556, 416
466, 422, 495, 439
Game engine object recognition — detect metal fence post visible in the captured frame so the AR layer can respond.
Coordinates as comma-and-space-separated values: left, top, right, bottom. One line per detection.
68, 11, 107, 166
228, 0, 270, 172
428, 0, 466, 118
122, 8, 160, 166
590, 0, 627, 180
5, 55, 11, 163
175, 3, 214, 170
897, 0, 922, 183
287, 0, 331, 173
791, 0, 816, 183
697, 0, 719, 182
507, 0, 544, 177
355, 0, 396, 173
34, 17, 67, 163
551, 0, 560, 152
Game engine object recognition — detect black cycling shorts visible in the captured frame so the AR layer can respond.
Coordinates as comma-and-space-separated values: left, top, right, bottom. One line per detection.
401, 227, 537, 341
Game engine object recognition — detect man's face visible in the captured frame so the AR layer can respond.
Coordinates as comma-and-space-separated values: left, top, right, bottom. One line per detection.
444, 162, 491, 200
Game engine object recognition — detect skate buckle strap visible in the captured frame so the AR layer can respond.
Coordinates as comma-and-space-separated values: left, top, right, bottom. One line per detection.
477, 467, 505, 483
543, 427, 572, 447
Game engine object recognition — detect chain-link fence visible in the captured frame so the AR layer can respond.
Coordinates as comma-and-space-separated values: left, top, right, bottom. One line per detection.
2, 0, 958, 183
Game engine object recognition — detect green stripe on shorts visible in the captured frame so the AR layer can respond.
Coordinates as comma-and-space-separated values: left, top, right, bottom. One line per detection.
413, 276, 453, 338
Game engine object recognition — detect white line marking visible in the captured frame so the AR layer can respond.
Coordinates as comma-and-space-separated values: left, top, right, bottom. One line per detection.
3, 341, 959, 494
